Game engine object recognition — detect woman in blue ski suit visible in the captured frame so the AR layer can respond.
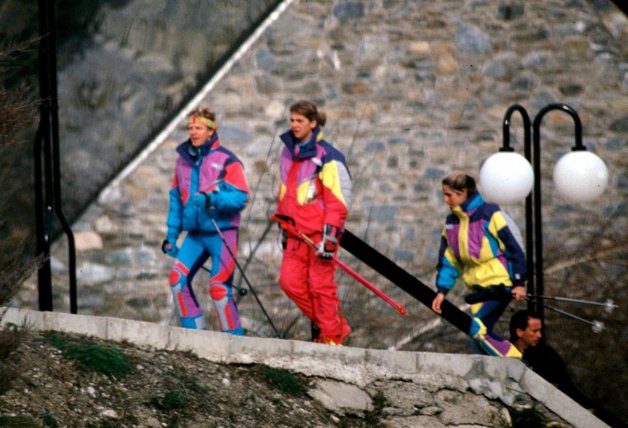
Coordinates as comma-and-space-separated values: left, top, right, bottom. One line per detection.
162, 107, 249, 335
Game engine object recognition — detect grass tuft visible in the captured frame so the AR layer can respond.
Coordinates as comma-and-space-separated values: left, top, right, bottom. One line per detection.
259, 365, 307, 396
0, 415, 40, 427
41, 408, 58, 427
44, 332, 131, 378
510, 407, 547, 427
151, 389, 188, 411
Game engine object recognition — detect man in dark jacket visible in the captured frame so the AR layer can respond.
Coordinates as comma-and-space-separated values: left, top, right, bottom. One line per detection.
510, 310, 625, 427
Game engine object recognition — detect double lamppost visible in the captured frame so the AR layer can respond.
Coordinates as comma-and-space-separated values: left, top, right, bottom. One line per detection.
479, 103, 609, 323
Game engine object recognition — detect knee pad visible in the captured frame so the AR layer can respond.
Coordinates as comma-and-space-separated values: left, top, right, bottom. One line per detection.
169, 261, 190, 288
209, 283, 229, 301
169, 270, 182, 288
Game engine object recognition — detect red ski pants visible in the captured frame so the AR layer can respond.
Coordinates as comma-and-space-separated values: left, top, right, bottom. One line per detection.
279, 235, 344, 337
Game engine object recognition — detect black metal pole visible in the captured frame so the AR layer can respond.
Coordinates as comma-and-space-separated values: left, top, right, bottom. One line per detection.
45, 0, 78, 314
532, 103, 584, 324
35, 0, 55, 311
501, 104, 533, 309
34, 123, 53, 311
35, 0, 78, 313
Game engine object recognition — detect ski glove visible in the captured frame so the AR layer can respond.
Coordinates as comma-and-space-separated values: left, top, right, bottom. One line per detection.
161, 238, 179, 258
464, 284, 511, 304
274, 214, 294, 250
281, 229, 288, 250
317, 224, 339, 259
191, 192, 216, 210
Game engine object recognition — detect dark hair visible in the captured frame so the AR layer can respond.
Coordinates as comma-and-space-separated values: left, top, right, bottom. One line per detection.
509, 309, 542, 341
442, 172, 477, 194
290, 100, 327, 127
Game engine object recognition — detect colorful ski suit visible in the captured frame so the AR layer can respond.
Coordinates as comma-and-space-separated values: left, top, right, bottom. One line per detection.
276, 127, 352, 340
166, 134, 249, 334
436, 192, 526, 357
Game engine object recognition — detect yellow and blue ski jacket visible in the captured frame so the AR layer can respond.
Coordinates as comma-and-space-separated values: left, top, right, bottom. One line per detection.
435, 192, 526, 295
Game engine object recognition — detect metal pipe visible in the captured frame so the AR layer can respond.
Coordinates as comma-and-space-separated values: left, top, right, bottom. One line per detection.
531, 103, 585, 326
45, 0, 77, 314
34, 122, 53, 311
35, 0, 77, 313
501, 105, 533, 310
35, 0, 55, 311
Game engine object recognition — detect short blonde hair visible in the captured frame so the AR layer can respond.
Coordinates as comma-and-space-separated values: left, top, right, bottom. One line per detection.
188, 107, 217, 129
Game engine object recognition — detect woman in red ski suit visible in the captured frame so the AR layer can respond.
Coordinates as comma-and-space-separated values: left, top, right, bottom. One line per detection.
275, 100, 352, 345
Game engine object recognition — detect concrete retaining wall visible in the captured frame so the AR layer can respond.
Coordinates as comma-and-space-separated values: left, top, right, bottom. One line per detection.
1, 307, 608, 428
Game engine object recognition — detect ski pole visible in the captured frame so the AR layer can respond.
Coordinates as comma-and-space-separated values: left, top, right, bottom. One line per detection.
527, 298, 605, 333
199, 265, 247, 296
211, 219, 282, 338
527, 294, 617, 313
271, 214, 407, 316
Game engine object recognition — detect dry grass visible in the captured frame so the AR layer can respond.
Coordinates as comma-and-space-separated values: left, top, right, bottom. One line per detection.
0, 39, 40, 399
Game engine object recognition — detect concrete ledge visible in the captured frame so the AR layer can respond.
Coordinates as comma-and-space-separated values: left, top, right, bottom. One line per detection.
0, 307, 608, 428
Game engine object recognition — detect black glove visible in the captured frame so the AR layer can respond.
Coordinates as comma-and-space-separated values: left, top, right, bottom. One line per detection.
275, 214, 294, 250
161, 238, 179, 258
280, 229, 288, 249
317, 224, 339, 259
464, 284, 511, 304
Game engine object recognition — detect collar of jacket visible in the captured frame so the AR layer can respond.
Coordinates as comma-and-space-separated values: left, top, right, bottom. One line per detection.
177, 133, 221, 163
454, 191, 484, 216
280, 126, 324, 160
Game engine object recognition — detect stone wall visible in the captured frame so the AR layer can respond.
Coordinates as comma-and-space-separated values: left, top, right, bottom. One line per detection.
57, 0, 280, 218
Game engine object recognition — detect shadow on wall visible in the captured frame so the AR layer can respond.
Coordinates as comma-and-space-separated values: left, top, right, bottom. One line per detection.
0, 0, 280, 258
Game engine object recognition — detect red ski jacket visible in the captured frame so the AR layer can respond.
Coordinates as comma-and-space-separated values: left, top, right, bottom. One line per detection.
276, 127, 351, 235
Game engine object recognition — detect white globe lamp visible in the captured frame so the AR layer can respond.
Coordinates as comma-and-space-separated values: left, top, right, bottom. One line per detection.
479, 151, 534, 205
553, 150, 609, 203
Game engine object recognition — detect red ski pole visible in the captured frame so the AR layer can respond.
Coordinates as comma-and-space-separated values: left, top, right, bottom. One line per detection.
271, 214, 407, 316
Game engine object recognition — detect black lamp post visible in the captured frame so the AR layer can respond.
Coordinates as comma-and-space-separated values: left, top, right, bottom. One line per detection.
480, 103, 609, 324
501, 105, 535, 308
34, 0, 78, 313
530, 103, 609, 320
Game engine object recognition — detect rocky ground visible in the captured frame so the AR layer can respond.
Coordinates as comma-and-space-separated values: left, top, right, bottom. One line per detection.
0, 328, 582, 428
0, 331, 377, 428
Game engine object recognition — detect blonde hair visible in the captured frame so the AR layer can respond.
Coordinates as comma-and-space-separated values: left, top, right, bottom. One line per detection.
188, 107, 217, 129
